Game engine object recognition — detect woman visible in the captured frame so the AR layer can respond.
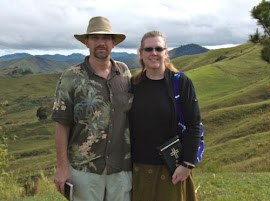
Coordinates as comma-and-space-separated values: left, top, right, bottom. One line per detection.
129, 31, 202, 201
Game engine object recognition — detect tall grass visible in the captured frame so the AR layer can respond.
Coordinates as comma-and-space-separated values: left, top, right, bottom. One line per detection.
194, 172, 270, 201
1, 171, 269, 201
0, 170, 66, 201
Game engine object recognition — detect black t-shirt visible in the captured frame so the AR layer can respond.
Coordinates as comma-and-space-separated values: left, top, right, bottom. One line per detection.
130, 76, 174, 164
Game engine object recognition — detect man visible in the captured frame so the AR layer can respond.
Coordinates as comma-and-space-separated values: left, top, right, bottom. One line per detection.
52, 16, 133, 201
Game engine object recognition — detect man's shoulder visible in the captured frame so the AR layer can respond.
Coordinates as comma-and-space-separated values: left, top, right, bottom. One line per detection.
61, 61, 85, 76
114, 60, 129, 70
112, 60, 131, 78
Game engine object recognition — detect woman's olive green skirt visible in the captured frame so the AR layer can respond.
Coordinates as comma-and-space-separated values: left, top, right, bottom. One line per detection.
132, 163, 197, 201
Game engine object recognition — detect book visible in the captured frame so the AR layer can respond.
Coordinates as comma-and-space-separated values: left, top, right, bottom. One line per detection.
157, 135, 183, 176
64, 182, 73, 201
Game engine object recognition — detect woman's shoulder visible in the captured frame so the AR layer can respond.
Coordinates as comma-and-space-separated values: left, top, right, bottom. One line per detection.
172, 71, 192, 83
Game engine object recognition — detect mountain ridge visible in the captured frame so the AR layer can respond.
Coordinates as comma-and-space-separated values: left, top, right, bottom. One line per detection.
0, 44, 209, 74
1, 42, 269, 177
169, 43, 209, 59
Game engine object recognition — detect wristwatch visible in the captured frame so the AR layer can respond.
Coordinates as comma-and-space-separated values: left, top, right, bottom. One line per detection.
181, 162, 195, 169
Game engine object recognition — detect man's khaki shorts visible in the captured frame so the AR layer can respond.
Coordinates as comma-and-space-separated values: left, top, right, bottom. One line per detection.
69, 165, 132, 201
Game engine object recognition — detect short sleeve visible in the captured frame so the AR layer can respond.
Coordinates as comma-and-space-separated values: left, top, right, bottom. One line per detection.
51, 70, 75, 126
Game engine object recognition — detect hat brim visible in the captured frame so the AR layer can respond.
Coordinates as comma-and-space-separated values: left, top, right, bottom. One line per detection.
74, 32, 126, 46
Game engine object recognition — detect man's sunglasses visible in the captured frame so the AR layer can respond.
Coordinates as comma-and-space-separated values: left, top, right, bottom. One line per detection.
142, 47, 167, 52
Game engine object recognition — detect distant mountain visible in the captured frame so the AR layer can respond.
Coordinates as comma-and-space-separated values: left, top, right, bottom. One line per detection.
169, 44, 209, 59
0, 52, 137, 64
111, 52, 137, 62
0, 52, 138, 73
0, 53, 32, 61
0, 56, 73, 73
0, 44, 208, 74
124, 44, 210, 69
36, 53, 85, 64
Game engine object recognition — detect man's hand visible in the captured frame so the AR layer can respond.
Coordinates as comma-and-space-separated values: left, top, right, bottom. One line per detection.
171, 162, 192, 185
54, 122, 71, 195
54, 166, 70, 195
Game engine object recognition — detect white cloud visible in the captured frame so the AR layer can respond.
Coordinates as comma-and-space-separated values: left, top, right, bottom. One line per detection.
0, 0, 263, 55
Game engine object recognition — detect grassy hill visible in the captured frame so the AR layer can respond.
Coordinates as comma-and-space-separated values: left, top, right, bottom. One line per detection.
169, 44, 209, 59
0, 42, 270, 200
171, 42, 270, 172
1, 73, 60, 178
0, 56, 73, 73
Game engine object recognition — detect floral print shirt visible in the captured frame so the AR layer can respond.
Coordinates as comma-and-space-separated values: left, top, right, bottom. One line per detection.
52, 56, 133, 174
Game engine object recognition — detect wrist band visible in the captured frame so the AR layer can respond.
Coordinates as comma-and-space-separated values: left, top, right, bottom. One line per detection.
181, 162, 195, 169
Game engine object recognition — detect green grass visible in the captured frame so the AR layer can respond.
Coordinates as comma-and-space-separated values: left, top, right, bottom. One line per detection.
16, 192, 67, 201
171, 43, 269, 74
186, 65, 243, 99
1, 42, 270, 199
194, 172, 270, 201
1, 172, 269, 201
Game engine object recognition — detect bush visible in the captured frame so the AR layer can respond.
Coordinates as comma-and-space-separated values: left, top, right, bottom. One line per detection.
215, 55, 228, 62
249, 28, 262, 43
36, 107, 49, 120
0, 101, 13, 176
261, 46, 270, 63
0, 127, 11, 175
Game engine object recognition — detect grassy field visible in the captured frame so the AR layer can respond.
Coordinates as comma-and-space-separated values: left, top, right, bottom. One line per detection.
194, 172, 270, 201
1, 172, 269, 201
0, 42, 270, 200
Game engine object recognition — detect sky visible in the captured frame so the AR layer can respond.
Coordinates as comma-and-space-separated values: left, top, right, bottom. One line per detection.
0, 0, 263, 56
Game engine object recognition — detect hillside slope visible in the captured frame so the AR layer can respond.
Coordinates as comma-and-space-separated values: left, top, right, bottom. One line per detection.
173, 43, 270, 108
1, 42, 270, 177
171, 43, 270, 171
0, 56, 73, 73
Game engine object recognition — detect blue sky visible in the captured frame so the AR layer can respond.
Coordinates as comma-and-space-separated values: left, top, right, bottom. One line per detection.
0, 0, 262, 56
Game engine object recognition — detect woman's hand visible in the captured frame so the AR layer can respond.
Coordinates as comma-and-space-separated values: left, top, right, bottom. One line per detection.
171, 162, 192, 185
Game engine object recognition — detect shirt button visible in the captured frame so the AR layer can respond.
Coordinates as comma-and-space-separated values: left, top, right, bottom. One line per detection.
106, 156, 109, 159
112, 109, 114, 112
108, 140, 111, 143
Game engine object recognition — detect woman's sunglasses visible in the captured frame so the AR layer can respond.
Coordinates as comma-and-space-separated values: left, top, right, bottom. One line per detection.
142, 47, 167, 52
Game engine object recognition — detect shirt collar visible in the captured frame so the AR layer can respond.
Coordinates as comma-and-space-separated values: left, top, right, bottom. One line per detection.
83, 56, 120, 79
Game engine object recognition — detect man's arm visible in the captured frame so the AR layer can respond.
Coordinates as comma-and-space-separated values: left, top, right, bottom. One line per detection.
54, 122, 71, 195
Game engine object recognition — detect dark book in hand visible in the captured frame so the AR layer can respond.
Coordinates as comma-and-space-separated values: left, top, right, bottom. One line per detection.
64, 182, 73, 201
157, 136, 183, 176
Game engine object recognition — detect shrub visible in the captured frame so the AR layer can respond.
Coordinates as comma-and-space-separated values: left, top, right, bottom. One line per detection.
0, 101, 13, 176
0, 127, 11, 175
261, 46, 270, 63
249, 28, 262, 43
215, 55, 228, 62
36, 107, 49, 120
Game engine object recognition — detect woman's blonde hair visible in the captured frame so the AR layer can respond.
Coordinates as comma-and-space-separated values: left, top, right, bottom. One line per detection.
133, 30, 178, 84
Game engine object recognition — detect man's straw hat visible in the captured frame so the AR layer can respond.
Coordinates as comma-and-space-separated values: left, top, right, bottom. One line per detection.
74, 16, 126, 45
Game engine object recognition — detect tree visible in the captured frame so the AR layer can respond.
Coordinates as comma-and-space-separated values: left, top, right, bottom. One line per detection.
249, 28, 262, 43
36, 107, 48, 120
251, 0, 270, 36
250, 0, 270, 63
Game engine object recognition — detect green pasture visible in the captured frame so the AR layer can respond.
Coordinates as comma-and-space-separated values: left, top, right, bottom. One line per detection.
0, 42, 270, 200
1, 172, 269, 201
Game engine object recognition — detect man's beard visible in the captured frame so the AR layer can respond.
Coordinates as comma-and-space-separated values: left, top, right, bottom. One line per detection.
94, 46, 109, 59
